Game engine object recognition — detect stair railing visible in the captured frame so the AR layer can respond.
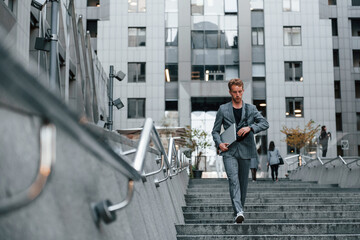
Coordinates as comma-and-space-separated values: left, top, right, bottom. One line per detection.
0, 123, 56, 215
91, 119, 189, 225
0, 42, 189, 223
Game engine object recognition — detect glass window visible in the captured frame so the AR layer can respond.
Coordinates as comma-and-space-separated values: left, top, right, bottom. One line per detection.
191, 0, 204, 15
128, 0, 146, 13
192, 65, 204, 80
352, 0, 360, 6
191, 31, 204, 49
165, 0, 178, 12
165, 100, 178, 111
334, 80, 341, 99
252, 63, 265, 77
250, 0, 263, 11
283, 26, 301, 46
253, 100, 267, 118
353, 50, 360, 67
205, 31, 218, 48
224, 0, 238, 14
287, 144, 300, 154
286, 97, 303, 117
328, 0, 336, 5
284, 62, 303, 81
128, 98, 146, 119
128, 27, 146, 47
225, 31, 238, 48
87, 0, 100, 7
205, 65, 225, 81
225, 65, 239, 80
166, 28, 178, 46
333, 49, 339, 67
355, 80, 360, 98
351, 19, 360, 37
86, 20, 98, 38
331, 18, 338, 36
336, 112, 342, 131
252, 28, 264, 46
128, 63, 146, 82
4, 0, 14, 11
165, 13, 178, 28
283, 0, 299, 12
165, 64, 178, 82
224, 16, 238, 30
357, 113, 360, 131
204, 0, 224, 15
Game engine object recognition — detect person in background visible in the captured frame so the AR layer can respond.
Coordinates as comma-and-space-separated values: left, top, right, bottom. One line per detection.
267, 141, 281, 182
319, 125, 331, 157
250, 156, 259, 182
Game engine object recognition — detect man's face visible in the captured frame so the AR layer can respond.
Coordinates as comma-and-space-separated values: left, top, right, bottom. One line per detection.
229, 85, 244, 104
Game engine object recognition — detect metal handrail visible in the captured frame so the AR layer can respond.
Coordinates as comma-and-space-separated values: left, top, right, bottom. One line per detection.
0, 41, 142, 182
0, 123, 56, 214
92, 120, 189, 224
284, 155, 300, 166
322, 157, 339, 166
0, 41, 187, 223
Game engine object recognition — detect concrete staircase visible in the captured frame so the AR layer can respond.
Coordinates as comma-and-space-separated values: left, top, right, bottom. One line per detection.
176, 178, 360, 239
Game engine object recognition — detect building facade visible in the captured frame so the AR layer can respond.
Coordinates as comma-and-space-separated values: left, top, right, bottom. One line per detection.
98, 0, 353, 177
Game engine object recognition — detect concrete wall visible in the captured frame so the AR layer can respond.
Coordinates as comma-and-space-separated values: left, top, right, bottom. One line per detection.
289, 158, 360, 188
0, 106, 188, 240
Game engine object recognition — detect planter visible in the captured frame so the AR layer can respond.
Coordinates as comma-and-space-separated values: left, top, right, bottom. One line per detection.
193, 170, 203, 179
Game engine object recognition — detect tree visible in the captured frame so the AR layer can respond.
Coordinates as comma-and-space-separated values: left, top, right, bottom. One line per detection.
182, 126, 212, 170
280, 120, 320, 153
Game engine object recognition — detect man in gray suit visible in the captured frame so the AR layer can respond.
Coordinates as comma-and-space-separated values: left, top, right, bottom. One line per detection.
212, 78, 269, 224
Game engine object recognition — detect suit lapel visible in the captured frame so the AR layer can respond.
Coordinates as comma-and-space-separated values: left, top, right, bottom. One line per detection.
227, 102, 236, 123
238, 101, 247, 129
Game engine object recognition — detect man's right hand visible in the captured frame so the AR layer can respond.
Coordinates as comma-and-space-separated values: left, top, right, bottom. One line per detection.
219, 143, 229, 152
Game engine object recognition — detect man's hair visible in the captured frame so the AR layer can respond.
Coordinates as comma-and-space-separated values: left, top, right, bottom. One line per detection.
228, 78, 244, 91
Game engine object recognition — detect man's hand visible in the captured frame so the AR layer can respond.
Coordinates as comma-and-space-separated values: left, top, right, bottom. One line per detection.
219, 143, 229, 152
237, 126, 251, 137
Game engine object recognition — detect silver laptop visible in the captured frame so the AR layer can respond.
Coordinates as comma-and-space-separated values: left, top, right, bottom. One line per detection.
220, 123, 237, 146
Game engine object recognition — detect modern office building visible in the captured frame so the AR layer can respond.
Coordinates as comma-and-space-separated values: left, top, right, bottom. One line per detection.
319, 0, 360, 157
99, 0, 360, 177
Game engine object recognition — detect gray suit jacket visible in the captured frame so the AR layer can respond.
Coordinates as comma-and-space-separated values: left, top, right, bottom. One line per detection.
212, 101, 269, 160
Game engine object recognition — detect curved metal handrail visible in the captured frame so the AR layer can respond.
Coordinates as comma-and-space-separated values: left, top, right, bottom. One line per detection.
0, 123, 56, 215
92, 119, 188, 224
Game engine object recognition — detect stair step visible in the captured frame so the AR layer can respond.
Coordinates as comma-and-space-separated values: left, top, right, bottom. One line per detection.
182, 204, 360, 212
177, 179, 360, 239
176, 223, 360, 235
183, 211, 360, 220
185, 197, 360, 204
187, 187, 352, 193
185, 192, 360, 198
185, 218, 360, 224
177, 234, 360, 240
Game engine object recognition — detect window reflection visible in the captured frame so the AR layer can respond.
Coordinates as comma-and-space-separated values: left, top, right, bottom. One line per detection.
166, 28, 178, 46
286, 97, 303, 118
191, 0, 204, 15
250, 0, 263, 10
204, 0, 224, 15
224, 0, 238, 14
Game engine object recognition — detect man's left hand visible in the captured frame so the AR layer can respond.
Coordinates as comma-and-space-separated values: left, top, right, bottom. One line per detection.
237, 126, 251, 137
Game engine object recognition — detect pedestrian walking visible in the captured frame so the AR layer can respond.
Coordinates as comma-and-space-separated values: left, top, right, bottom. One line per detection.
250, 156, 259, 182
267, 141, 281, 182
212, 78, 269, 224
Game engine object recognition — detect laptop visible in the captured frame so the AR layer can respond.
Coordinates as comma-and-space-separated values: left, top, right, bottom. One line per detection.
220, 123, 237, 146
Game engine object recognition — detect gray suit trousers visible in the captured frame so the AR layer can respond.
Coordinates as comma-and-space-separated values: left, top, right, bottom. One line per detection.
222, 153, 250, 215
